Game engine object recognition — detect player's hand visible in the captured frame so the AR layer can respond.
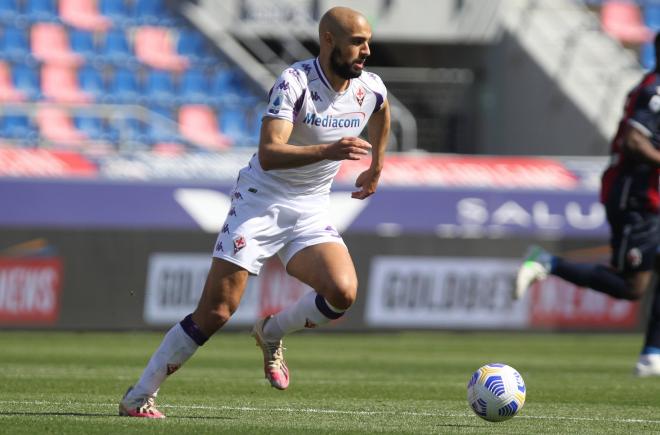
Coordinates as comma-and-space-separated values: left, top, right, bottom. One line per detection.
324, 137, 371, 161
352, 167, 381, 199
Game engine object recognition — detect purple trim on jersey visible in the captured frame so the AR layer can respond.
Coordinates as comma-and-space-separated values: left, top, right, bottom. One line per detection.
179, 313, 209, 346
293, 88, 307, 121
314, 58, 332, 90
373, 92, 384, 114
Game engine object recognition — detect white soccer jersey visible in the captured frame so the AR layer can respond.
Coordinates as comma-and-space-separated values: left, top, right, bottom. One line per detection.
243, 57, 387, 196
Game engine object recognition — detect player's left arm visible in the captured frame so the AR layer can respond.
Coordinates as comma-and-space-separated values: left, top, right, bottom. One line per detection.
352, 99, 390, 199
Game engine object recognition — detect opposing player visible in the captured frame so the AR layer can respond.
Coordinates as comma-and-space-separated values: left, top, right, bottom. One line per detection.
515, 33, 660, 377
119, 6, 390, 417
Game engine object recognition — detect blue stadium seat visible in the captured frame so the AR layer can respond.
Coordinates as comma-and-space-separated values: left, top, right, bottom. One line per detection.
75, 115, 110, 141
25, 0, 58, 22
78, 66, 104, 100
110, 116, 147, 144
70, 29, 96, 58
179, 69, 212, 104
0, 0, 24, 25
107, 67, 140, 103
641, 42, 655, 69
145, 69, 176, 105
11, 63, 40, 99
1, 114, 36, 140
219, 106, 250, 146
99, 0, 132, 25
101, 29, 136, 66
0, 27, 30, 62
645, 2, 660, 30
177, 29, 217, 66
133, 0, 177, 25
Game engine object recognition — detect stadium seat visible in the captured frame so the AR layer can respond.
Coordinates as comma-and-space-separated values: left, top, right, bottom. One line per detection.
36, 106, 88, 147
99, 0, 132, 25
210, 69, 246, 103
0, 61, 25, 102
70, 29, 96, 58
644, 2, 660, 30
219, 106, 249, 143
179, 104, 232, 150
177, 29, 216, 66
0, 27, 31, 62
25, 0, 58, 22
179, 69, 211, 104
133, 0, 176, 26
602, 0, 653, 44
11, 63, 40, 100
31, 23, 83, 65
1, 113, 37, 140
60, 0, 111, 31
0, 0, 23, 25
74, 115, 111, 141
641, 41, 655, 69
134, 26, 189, 72
78, 65, 104, 100
107, 67, 140, 103
144, 69, 176, 105
41, 64, 92, 103
100, 28, 136, 66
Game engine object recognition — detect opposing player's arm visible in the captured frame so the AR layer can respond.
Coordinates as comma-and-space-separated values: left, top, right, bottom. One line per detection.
623, 124, 660, 166
352, 99, 390, 199
258, 117, 372, 171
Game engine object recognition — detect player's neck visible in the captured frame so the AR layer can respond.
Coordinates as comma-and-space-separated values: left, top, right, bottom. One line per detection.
318, 57, 350, 93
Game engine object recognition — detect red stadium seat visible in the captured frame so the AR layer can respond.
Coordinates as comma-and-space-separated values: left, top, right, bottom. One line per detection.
134, 26, 189, 71
60, 0, 111, 32
601, 0, 653, 44
41, 64, 92, 104
0, 61, 25, 102
179, 104, 232, 150
36, 106, 88, 147
31, 23, 83, 65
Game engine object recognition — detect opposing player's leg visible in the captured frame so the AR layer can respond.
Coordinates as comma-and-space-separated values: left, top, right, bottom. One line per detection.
253, 242, 357, 389
515, 210, 658, 301
120, 258, 248, 417
635, 255, 660, 377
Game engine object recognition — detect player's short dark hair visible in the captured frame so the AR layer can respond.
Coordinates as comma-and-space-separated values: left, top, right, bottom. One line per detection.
655, 32, 660, 59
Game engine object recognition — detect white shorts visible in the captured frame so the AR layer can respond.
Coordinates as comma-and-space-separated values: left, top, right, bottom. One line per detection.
212, 174, 345, 275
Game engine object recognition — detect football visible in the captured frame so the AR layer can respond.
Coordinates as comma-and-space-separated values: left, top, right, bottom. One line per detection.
466, 363, 526, 422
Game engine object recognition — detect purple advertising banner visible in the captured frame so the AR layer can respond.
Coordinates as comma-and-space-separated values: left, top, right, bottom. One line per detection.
0, 178, 607, 238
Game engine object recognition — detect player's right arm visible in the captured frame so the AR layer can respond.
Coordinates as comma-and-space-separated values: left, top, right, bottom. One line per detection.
258, 117, 372, 170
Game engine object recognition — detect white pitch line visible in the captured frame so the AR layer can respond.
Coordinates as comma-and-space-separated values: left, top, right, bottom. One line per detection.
1, 400, 660, 425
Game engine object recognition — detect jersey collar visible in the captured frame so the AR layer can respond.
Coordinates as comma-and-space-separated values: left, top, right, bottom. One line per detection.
314, 57, 350, 94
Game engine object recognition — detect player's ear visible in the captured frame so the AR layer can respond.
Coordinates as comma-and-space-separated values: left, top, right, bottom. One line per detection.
323, 31, 334, 47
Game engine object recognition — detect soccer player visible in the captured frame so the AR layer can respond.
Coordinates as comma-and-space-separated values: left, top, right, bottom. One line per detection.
119, 6, 390, 418
515, 33, 660, 377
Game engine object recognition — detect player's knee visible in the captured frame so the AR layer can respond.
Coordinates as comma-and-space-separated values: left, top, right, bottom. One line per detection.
323, 277, 358, 310
626, 287, 645, 301
205, 302, 238, 329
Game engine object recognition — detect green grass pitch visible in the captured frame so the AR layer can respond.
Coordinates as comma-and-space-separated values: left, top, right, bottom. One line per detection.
1, 330, 659, 434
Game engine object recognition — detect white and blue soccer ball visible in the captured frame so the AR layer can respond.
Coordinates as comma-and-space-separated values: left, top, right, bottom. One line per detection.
466, 363, 526, 422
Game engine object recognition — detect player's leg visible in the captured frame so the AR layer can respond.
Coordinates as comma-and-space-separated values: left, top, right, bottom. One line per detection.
515, 210, 658, 300
635, 255, 660, 376
120, 259, 249, 417
276, 241, 357, 333
252, 242, 356, 390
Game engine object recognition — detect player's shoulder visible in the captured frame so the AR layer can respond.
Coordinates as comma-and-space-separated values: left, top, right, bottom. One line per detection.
355, 69, 387, 93
278, 59, 314, 88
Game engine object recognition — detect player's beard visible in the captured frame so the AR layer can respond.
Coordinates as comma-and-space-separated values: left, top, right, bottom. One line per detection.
330, 46, 363, 80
